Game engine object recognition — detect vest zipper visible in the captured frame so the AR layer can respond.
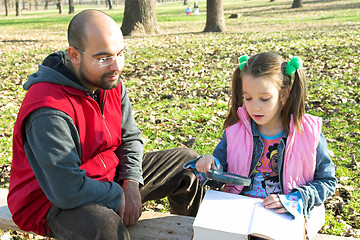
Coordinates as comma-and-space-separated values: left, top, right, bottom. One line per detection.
99, 91, 113, 147
74, 90, 114, 173
98, 154, 107, 174
85, 89, 114, 154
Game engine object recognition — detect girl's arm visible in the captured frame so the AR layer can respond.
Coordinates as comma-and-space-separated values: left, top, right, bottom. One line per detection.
195, 131, 228, 173
291, 132, 338, 217
213, 131, 228, 171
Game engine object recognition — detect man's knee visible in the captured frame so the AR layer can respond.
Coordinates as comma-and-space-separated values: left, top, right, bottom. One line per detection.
172, 147, 199, 165
88, 210, 130, 240
47, 203, 131, 240
180, 147, 200, 159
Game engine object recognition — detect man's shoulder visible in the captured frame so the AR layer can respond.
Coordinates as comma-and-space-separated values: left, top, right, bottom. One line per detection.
22, 82, 78, 119
26, 82, 66, 98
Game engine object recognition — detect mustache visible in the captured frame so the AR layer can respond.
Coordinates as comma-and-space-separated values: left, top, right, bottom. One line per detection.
103, 71, 120, 77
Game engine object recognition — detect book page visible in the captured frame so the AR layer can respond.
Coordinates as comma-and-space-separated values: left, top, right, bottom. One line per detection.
248, 202, 305, 240
193, 190, 262, 240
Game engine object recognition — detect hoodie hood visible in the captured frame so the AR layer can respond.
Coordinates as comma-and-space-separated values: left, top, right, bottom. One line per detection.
24, 51, 86, 92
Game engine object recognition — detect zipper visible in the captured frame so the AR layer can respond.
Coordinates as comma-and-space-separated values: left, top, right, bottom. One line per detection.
98, 154, 107, 174
75, 89, 114, 153
102, 118, 113, 148
100, 90, 106, 116
99, 90, 113, 147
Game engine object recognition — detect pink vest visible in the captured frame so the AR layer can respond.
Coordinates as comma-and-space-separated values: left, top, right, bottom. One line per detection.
224, 106, 321, 195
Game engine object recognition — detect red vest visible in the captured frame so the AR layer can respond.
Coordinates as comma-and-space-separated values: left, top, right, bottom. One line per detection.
8, 82, 122, 235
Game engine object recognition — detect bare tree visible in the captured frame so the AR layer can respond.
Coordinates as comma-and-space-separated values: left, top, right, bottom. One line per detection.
15, 0, 22, 16
68, 0, 74, 13
56, 0, 62, 14
4, 0, 9, 16
292, 0, 303, 8
121, 0, 158, 36
107, 0, 112, 9
204, 0, 226, 32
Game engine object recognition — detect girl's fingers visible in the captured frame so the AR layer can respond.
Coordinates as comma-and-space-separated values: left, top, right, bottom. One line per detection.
275, 207, 288, 214
264, 201, 283, 209
195, 155, 214, 173
262, 194, 279, 207
263, 194, 288, 213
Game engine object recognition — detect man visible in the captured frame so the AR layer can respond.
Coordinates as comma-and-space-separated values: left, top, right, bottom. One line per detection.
8, 9, 204, 239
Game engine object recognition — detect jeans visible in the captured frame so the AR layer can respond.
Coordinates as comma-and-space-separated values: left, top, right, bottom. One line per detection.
46, 148, 204, 240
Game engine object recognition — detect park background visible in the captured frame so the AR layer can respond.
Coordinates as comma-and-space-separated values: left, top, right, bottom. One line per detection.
0, 0, 359, 238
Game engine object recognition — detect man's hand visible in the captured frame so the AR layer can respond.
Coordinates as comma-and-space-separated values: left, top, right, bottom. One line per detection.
117, 191, 125, 220
262, 194, 288, 214
122, 179, 142, 226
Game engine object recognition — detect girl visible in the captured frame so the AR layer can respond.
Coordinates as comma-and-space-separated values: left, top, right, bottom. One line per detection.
195, 52, 337, 239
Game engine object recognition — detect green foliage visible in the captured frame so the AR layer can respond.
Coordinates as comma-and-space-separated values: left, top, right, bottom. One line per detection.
0, 0, 359, 237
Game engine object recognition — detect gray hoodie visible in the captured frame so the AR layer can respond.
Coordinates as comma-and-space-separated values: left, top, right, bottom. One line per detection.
23, 51, 143, 212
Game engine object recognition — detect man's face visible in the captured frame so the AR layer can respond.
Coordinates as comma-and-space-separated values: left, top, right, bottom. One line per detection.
77, 23, 125, 91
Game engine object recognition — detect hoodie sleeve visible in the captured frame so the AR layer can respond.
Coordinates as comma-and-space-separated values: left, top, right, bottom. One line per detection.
114, 81, 144, 185
24, 107, 123, 211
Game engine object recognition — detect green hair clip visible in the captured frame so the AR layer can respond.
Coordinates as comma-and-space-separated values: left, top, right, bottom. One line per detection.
285, 56, 303, 76
239, 55, 250, 70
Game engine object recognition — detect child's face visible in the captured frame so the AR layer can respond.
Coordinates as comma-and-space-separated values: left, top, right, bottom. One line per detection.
242, 74, 286, 134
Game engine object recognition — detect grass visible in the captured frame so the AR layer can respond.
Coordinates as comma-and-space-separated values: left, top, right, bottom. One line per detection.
0, 0, 359, 238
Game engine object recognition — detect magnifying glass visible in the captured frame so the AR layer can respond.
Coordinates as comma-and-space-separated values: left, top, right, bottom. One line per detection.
206, 169, 251, 186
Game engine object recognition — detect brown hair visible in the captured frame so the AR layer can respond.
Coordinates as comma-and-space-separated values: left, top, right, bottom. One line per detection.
223, 52, 306, 134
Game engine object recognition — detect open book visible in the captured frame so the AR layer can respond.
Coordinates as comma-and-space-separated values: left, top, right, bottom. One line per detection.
193, 190, 305, 240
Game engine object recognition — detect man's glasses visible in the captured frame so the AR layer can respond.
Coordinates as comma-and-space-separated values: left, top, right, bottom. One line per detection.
75, 46, 131, 67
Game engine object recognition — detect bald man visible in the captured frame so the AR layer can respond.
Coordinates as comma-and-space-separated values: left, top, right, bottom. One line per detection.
8, 10, 204, 240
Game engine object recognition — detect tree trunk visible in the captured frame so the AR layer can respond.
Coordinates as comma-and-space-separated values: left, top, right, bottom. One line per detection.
44, 0, 48, 10
68, 0, 74, 13
107, 0, 113, 9
15, 0, 21, 16
57, 0, 62, 14
292, 0, 303, 8
184, 0, 187, 5
204, 0, 226, 32
121, 0, 158, 36
5, 0, 9, 16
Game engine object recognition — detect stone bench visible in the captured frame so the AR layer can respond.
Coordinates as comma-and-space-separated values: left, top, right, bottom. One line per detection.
0, 188, 357, 240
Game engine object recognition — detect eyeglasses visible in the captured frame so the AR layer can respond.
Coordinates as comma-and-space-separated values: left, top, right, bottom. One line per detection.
75, 46, 131, 67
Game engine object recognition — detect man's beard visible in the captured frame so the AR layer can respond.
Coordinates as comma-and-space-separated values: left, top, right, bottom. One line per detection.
79, 62, 121, 90
100, 71, 121, 90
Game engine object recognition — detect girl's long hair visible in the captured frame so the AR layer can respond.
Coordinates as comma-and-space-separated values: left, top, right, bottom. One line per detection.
223, 52, 307, 134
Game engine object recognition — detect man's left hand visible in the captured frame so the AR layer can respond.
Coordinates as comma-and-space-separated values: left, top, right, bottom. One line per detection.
122, 179, 142, 226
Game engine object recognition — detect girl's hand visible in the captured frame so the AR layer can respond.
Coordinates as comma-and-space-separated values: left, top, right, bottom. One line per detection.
262, 194, 289, 214
195, 155, 215, 173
